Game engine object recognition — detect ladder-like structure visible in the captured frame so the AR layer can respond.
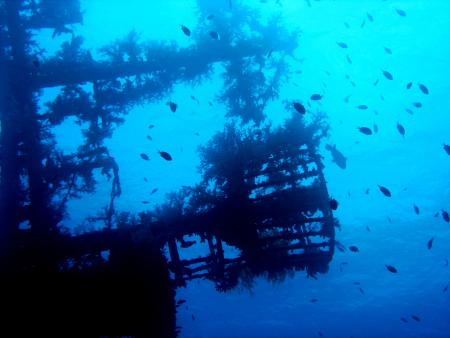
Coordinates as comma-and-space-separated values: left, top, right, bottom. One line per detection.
164, 117, 335, 289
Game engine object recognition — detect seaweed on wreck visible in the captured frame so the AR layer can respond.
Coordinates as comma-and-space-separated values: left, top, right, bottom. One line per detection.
0, 0, 335, 336
156, 112, 334, 291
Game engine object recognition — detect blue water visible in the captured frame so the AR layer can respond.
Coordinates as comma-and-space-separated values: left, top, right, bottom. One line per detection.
37, 0, 450, 337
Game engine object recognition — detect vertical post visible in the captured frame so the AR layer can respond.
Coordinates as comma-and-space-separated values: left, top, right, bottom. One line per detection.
0, 0, 24, 271
0, 61, 20, 271
207, 234, 216, 259
206, 234, 218, 279
4, 1, 57, 252
167, 238, 182, 284
215, 236, 225, 278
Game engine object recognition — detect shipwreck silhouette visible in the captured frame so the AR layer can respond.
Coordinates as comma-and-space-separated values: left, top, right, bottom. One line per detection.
0, 1, 336, 337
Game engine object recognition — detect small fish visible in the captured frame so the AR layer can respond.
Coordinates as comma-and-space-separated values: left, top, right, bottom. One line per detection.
365, 188, 370, 195
32, 59, 40, 68
318, 332, 323, 337
325, 144, 347, 169
353, 282, 361, 285
181, 25, 191, 36
346, 55, 352, 64
52, 25, 73, 38
344, 22, 350, 29
434, 212, 439, 217
348, 245, 359, 253
337, 42, 348, 49
206, 14, 214, 20
427, 237, 434, 250
411, 315, 420, 322
168, 101, 177, 112
159, 151, 172, 161
373, 78, 379, 86
148, 124, 155, 129
396, 8, 406, 17
143, 177, 148, 182
442, 210, 449, 223
413, 205, 420, 214
443, 284, 449, 292
310, 298, 318, 303
384, 47, 392, 55
359, 287, 365, 295
413, 102, 422, 108
209, 31, 219, 40
357, 104, 368, 110
177, 299, 187, 306
387, 216, 392, 223
141, 200, 149, 204
382, 70, 393, 80
366, 226, 371, 232
367, 13, 374, 22
386, 265, 398, 273
405, 108, 414, 115
418, 83, 429, 94
397, 123, 406, 136
310, 94, 322, 100
140, 153, 150, 161
373, 124, 378, 133
194, 132, 200, 136
339, 262, 348, 272
344, 94, 351, 103
400, 317, 408, 323
293, 102, 306, 114
266, 48, 273, 58
329, 198, 338, 210
335, 241, 346, 253
358, 127, 372, 135
443, 144, 450, 155
378, 185, 391, 197
406, 82, 413, 89
146, 135, 153, 141
151, 188, 158, 194
446, 259, 449, 266
192, 314, 195, 320
190, 95, 200, 103
360, 19, 366, 28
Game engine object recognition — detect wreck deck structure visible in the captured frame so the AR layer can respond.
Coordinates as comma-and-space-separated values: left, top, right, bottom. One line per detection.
0, 1, 336, 337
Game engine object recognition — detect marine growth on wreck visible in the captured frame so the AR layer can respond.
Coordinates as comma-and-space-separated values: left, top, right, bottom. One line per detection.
1, 0, 449, 337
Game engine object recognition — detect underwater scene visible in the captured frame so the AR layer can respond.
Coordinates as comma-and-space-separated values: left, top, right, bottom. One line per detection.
1, 0, 449, 337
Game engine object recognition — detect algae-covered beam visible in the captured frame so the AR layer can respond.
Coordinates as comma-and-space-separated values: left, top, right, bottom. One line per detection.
2, 1, 58, 259
32, 38, 276, 90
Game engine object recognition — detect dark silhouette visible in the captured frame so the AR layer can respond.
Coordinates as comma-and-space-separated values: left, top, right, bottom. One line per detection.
0, 0, 336, 337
